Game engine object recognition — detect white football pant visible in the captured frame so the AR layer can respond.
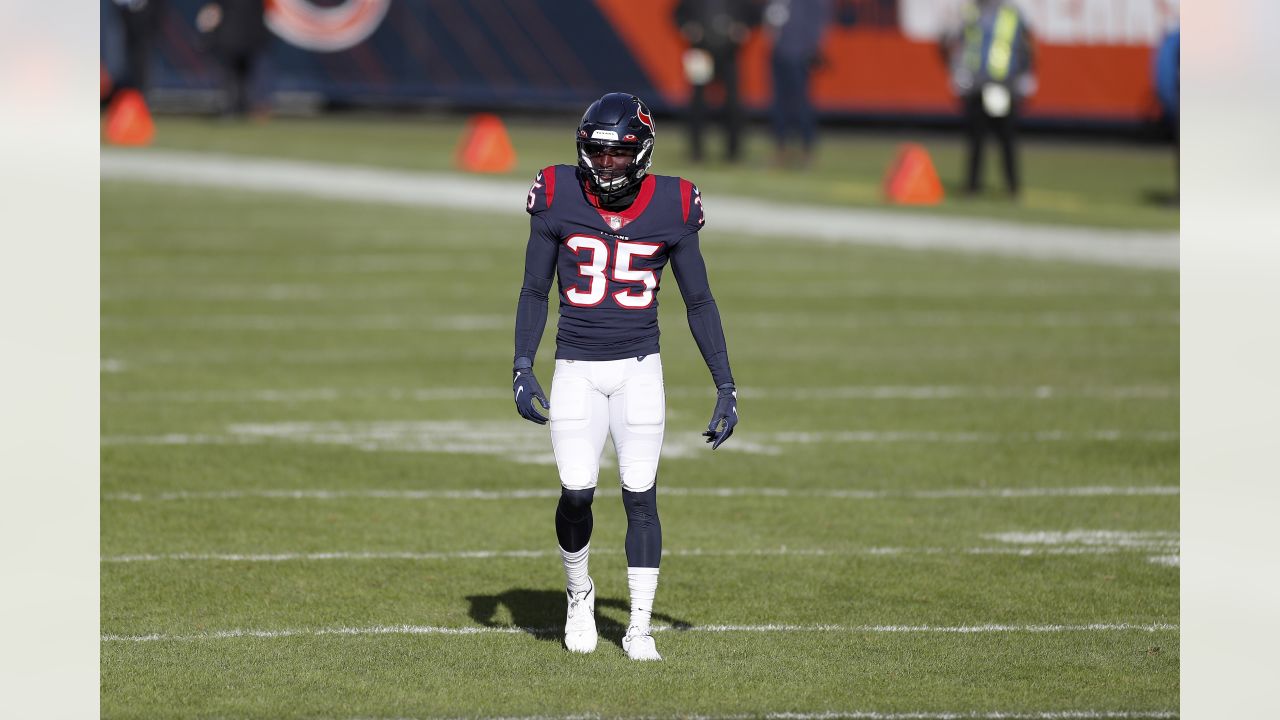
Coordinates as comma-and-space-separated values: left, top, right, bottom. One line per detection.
549, 354, 665, 493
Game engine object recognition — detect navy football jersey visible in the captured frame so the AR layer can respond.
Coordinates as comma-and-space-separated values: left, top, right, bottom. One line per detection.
523, 164, 706, 362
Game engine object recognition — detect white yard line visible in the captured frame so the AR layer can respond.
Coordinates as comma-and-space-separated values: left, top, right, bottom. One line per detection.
984, 531, 1179, 549
99, 424, 1179, 459
101, 622, 1178, 643
101, 485, 1179, 503
101, 149, 1178, 270
983, 529, 1180, 565
770, 431, 1178, 443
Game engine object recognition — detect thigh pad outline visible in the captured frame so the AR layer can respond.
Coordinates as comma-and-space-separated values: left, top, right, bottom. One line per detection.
624, 374, 665, 430
549, 375, 592, 426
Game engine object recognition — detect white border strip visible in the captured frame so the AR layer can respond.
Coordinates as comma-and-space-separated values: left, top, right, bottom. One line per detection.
101, 486, 1180, 503
101, 622, 1178, 643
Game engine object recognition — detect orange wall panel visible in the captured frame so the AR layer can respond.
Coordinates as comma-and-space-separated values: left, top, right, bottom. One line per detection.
595, 0, 1161, 122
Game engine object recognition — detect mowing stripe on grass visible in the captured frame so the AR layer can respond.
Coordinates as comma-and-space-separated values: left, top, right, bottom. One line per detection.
101, 485, 1179, 503
101, 622, 1178, 643
99, 311, 1178, 331
742, 707, 1177, 712
101, 313, 509, 331
100, 344, 1169, 367
101, 385, 1179, 404
743, 311, 1179, 329
87, 706, 1175, 719
99, 545, 1175, 563
100, 149, 1178, 269
386, 707, 1177, 712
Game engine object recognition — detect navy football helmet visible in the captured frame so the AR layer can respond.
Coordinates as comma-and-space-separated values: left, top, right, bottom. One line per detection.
576, 92, 655, 204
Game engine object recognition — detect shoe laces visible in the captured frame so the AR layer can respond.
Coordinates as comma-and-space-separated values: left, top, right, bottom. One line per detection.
568, 587, 590, 618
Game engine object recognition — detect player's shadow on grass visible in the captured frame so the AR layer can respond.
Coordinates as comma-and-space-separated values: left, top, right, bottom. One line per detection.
466, 589, 692, 649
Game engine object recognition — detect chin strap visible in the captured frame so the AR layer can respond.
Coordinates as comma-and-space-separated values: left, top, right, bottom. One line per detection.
595, 181, 641, 211
579, 167, 641, 210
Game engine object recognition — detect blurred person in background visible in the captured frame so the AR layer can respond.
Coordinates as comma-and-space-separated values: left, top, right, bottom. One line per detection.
1153, 24, 1179, 194
512, 93, 739, 661
765, 0, 833, 170
107, 0, 166, 102
674, 0, 761, 164
941, 0, 1036, 198
196, 0, 270, 118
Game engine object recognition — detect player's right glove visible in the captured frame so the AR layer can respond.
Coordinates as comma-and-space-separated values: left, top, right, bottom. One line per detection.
512, 356, 550, 425
703, 382, 738, 450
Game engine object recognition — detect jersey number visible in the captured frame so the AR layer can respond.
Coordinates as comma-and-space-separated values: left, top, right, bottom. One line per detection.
564, 235, 661, 309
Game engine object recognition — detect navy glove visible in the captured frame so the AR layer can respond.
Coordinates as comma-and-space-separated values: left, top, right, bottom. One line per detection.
703, 383, 738, 450
512, 357, 549, 425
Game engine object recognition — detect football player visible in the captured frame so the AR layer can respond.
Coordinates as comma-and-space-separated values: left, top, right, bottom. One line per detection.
512, 92, 738, 661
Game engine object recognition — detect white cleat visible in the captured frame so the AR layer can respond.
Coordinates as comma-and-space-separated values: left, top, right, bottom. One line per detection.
622, 625, 662, 661
564, 578, 598, 653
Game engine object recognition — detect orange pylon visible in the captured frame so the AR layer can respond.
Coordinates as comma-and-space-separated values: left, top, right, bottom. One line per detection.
104, 89, 155, 146
883, 143, 944, 205
455, 114, 516, 173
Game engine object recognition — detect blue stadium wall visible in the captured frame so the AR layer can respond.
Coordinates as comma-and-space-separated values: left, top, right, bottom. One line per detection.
102, 0, 663, 113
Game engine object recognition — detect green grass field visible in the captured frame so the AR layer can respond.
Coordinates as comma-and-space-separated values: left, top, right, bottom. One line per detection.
101, 119, 1178, 718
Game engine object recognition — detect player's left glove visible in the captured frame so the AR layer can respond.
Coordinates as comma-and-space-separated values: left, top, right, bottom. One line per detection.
703, 382, 738, 450
512, 357, 550, 425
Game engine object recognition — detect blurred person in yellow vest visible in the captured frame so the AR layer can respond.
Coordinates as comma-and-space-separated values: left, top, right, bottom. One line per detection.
941, 0, 1036, 199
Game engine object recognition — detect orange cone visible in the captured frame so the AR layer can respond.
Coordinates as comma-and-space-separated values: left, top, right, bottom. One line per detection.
104, 89, 155, 146
883, 143, 944, 205
455, 113, 516, 173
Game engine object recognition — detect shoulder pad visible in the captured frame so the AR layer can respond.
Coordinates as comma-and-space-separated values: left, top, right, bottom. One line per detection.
526, 165, 558, 215
679, 178, 705, 231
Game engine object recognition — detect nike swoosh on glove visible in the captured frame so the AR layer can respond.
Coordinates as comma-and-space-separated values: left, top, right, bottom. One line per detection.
513, 359, 550, 425
703, 383, 738, 450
